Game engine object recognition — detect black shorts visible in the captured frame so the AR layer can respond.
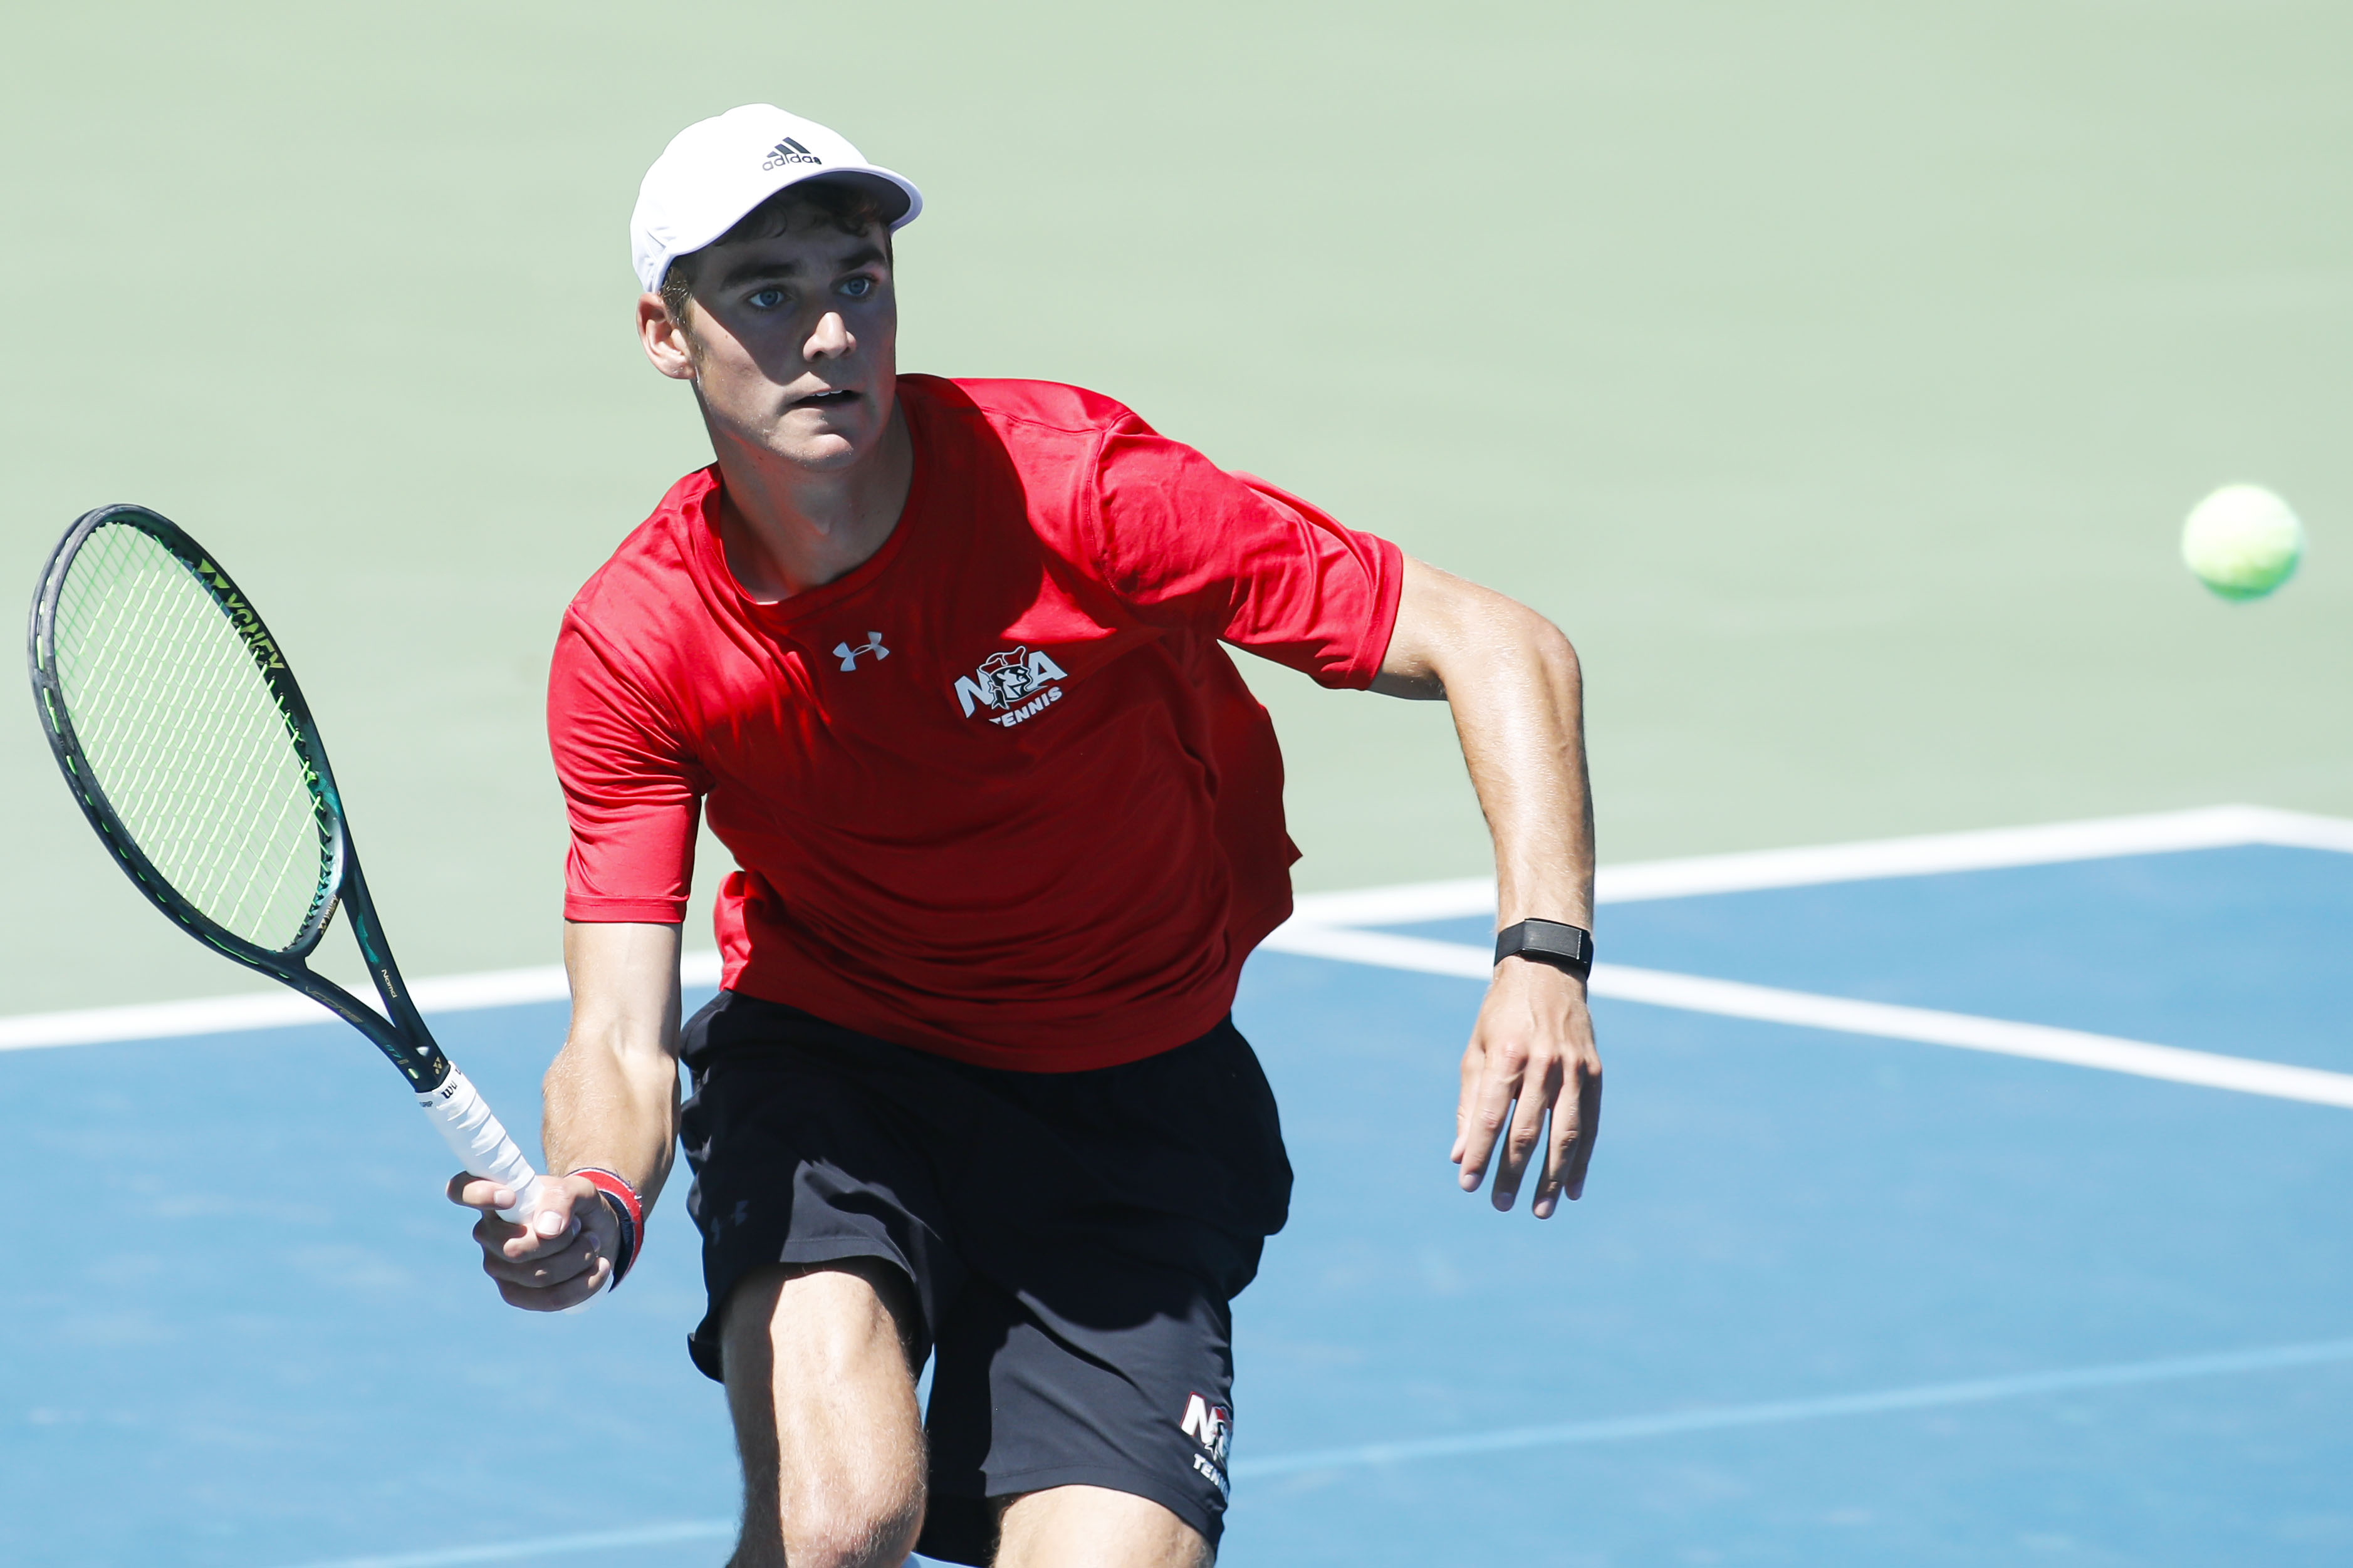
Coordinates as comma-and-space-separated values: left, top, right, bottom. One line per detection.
677, 993, 1293, 1565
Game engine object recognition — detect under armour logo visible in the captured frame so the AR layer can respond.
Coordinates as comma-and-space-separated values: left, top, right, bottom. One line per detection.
833, 633, 889, 671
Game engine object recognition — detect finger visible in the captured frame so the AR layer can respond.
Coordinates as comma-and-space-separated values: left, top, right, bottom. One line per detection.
1491, 1053, 1562, 1212
1456, 1044, 1526, 1192
1531, 1059, 1584, 1218
541, 1253, 613, 1311
470, 1212, 533, 1257
1531, 1045, 1595, 1217
446, 1172, 523, 1213
480, 1224, 602, 1289
1531, 1099, 1575, 1219
1563, 1057, 1603, 1201
496, 1253, 612, 1312
1450, 1038, 1483, 1165
508, 1207, 584, 1260
470, 1202, 582, 1260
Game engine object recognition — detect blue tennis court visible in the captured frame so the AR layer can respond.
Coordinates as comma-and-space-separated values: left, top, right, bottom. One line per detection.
8, 811, 2352, 1567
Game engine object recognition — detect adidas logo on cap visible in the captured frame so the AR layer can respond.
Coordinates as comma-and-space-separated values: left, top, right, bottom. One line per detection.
762, 137, 822, 171
630, 108, 922, 294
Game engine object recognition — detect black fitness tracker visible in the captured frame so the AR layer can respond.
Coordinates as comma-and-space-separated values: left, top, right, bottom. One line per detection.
1493, 918, 1594, 980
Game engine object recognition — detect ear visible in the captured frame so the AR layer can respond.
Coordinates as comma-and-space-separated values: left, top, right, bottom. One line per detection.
637, 292, 697, 382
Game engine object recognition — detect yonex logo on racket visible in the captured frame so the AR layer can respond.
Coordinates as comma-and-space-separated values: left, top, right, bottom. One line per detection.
194, 560, 288, 672
762, 137, 821, 170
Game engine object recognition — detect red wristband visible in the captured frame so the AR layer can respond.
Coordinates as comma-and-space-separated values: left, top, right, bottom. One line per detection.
571, 1168, 643, 1286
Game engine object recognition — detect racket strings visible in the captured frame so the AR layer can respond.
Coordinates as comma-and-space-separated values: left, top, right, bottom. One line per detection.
91, 532, 330, 941
58, 527, 326, 942
51, 521, 333, 951
138, 562, 322, 932
134, 573, 320, 937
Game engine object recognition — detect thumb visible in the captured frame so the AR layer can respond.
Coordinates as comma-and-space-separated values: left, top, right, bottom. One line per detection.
521, 1176, 582, 1239
495, 1176, 590, 1262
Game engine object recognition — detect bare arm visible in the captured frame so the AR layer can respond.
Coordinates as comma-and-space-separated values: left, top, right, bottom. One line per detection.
447, 920, 686, 1309
1374, 554, 1599, 1217
543, 920, 687, 1200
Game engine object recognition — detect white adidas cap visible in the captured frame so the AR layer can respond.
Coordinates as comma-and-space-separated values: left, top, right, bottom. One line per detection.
630, 105, 922, 294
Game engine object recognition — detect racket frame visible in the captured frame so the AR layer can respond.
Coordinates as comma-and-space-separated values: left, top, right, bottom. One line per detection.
29, 504, 457, 1090
28, 504, 567, 1254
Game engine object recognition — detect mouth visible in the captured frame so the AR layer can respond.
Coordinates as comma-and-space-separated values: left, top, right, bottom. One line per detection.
790, 388, 860, 410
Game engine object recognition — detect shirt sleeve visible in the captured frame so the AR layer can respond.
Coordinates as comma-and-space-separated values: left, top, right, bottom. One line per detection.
547, 615, 707, 924
1087, 420, 1405, 688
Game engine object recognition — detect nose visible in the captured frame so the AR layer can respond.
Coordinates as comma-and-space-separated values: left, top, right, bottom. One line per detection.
805, 309, 854, 363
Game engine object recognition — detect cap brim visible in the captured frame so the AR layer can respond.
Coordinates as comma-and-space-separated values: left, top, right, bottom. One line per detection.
808, 169, 920, 229
664, 165, 923, 274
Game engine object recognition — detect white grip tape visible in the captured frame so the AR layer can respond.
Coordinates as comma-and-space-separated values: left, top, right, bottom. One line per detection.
416, 1067, 543, 1223
416, 1067, 605, 1312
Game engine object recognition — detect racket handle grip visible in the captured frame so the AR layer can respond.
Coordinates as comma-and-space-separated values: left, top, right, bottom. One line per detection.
417, 1066, 543, 1218
417, 1067, 607, 1314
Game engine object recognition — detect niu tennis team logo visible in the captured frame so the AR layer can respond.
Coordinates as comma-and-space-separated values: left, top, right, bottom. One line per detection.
954, 646, 1068, 728
1180, 1393, 1232, 1495
833, 632, 889, 671
1180, 1393, 1231, 1462
763, 137, 822, 170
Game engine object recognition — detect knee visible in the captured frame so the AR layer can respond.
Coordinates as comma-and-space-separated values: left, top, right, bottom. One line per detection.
721, 1260, 929, 1568
734, 1479, 924, 1568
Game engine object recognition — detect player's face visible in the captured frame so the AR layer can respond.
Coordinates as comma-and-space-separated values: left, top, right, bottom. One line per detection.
662, 221, 899, 472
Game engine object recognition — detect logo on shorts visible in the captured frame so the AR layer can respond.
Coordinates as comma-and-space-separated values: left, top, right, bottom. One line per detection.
952, 646, 1068, 727
1179, 1393, 1232, 1496
833, 632, 889, 671
763, 137, 822, 170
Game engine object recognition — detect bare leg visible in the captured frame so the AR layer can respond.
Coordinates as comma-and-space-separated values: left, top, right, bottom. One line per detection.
994, 1485, 1213, 1568
721, 1259, 927, 1568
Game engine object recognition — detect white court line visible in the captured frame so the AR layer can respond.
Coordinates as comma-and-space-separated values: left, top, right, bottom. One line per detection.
1258, 925, 2353, 1111
1592, 964, 2353, 1108
0, 951, 726, 1053
266, 1334, 2353, 1565
1287, 802, 2353, 927
4, 804, 2345, 1056
267, 1520, 735, 1568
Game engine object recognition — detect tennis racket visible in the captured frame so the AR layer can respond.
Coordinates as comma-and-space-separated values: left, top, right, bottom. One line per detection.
28, 503, 563, 1243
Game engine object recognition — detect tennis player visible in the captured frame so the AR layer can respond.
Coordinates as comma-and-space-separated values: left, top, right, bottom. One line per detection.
450, 105, 1600, 1568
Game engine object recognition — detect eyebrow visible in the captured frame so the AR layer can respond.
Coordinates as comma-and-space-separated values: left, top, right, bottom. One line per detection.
713, 244, 888, 290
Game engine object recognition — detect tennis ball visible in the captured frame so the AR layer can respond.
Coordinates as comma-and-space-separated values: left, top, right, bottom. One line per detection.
2181, 484, 2303, 601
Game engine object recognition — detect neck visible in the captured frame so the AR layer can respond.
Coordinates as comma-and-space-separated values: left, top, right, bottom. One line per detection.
708, 403, 915, 602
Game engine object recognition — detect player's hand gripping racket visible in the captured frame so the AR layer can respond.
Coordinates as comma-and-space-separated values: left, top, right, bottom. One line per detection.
27, 504, 591, 1297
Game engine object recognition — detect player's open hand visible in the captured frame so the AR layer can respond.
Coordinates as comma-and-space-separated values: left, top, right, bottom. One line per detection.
1452, 958, 1602, 1218
447, 1171, 618, 1311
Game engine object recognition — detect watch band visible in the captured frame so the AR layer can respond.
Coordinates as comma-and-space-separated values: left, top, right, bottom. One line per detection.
1493, 918, 1594, 979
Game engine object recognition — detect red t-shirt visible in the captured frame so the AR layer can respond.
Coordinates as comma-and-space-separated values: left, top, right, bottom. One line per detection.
550, 375, 1403, 1071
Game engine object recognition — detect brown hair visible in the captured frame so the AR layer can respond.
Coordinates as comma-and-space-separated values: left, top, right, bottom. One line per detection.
658, 177, 895, 330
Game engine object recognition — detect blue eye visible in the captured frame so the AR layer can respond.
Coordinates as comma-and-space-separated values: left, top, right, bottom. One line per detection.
840, 277, 873, 299
748, 288, 786, 309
